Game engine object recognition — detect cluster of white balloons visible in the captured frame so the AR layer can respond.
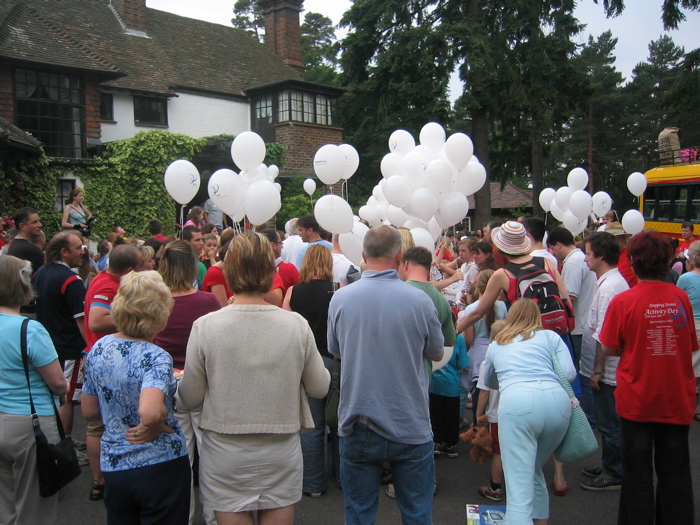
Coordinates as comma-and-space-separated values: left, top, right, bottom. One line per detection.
355, 122, 485, 252
164, 131, 284, 226
539, 168, 647, 236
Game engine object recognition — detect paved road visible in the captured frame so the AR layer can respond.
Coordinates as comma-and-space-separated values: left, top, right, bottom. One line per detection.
57, 412, 700, 524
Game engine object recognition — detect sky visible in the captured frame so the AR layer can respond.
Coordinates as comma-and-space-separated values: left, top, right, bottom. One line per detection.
147, 0, 700, 98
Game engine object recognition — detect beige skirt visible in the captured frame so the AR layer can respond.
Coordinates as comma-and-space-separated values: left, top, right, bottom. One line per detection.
198, 430, 302, 513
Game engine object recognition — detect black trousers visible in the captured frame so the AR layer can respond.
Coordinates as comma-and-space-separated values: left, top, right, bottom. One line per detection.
430, 393, 460, 446
618, 417, 693, 525
103, 455, 191, 525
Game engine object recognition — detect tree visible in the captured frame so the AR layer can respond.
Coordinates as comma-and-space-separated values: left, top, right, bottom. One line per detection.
231, 0, 264, 41
594, 0, 700, 30
301, 12, 340, 85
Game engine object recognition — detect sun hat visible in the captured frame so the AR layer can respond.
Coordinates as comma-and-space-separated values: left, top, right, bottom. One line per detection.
492, 221, 532, 255
604, 221, 629, 236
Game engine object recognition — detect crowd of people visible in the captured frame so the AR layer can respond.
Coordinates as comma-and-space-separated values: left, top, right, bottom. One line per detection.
0, 198, 697, 525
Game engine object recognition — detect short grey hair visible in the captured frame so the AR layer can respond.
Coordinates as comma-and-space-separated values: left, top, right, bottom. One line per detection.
689, 240, 700, 269
286, 218, 299, 236
363, 225, 402, 259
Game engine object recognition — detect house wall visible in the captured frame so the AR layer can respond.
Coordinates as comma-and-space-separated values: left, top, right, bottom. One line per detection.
0, 63, 12, 121
275, 121, 343, 176
100, 91, 250, 142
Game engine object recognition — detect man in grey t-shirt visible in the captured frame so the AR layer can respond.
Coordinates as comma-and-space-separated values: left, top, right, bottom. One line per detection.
328, 225, 444, 524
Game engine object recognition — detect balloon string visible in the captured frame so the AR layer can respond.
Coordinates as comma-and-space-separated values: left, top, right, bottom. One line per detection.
180, 205, 185, 237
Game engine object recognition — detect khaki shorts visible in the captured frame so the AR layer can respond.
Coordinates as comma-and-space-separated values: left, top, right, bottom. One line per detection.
86, 417, 105, 437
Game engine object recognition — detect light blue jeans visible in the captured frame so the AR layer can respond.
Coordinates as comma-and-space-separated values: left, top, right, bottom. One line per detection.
498, 381, 571, 525
340, 422, 435, 525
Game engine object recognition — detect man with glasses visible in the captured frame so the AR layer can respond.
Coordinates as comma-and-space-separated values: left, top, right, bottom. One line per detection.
34, 231, 89, 463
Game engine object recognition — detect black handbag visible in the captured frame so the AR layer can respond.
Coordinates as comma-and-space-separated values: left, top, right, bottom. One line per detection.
324, 358, 340, 430
20, 319, 81, 497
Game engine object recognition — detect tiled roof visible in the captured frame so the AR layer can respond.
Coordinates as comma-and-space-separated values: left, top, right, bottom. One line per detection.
467, 182, 533, 210
0, 114, 42, 151
0, 0, 303, 97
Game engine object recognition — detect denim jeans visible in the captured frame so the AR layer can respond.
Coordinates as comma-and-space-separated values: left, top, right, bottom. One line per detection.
618, 418, 693, 525
340, 423, 435, 525
578, 374, 597, 431
592, 382, 622, 479
301, 356, 338, 494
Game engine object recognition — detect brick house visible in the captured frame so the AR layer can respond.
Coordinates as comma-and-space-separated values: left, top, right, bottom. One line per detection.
0, 0, 343, 205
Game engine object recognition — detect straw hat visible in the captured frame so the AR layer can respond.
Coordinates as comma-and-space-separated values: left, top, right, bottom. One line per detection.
604, 221, 628, 236
492, 221, 532, 255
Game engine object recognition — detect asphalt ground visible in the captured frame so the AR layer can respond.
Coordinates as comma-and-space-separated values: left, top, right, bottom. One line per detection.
57, 411, 700, 524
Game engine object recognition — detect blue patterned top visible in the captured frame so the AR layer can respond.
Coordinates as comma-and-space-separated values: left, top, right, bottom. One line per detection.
83, 335, 187, 472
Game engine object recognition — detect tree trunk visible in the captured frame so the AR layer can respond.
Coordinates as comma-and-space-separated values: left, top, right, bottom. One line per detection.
587, 99, 594, 194
531, 139, 544, 218
473, 106, 492, 230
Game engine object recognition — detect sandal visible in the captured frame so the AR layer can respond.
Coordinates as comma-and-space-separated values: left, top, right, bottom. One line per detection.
551, 480, 568, 496
694, 414, 700, 423
89, 480, 105, 501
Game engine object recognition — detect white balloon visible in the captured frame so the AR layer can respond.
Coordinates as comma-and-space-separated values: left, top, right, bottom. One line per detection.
404, 218, 428, 230
303, 178, 316, 196
372, 184, 386, 202
274, 182, 281, 192
409, 187, 439, 222
550, 199, 565, 221
388, 129, 416, 156
376, 201, 389, 221
627, 172, 647, 197
240, 167, 268, 185
567, 167, 589, 191
267, 165, 280, 180
554, 186, 574, 210
419, 122, 447, 153
432, 346, 454, 371
244, 180, 280, 225
539, 188, 556, 212
444, 133, 474, 171
563, 210, 586, 236
338, 221, 369, 266
383, 175, 412, 208
456, 162, 486, 196
340, 144, 360, 180
568, 190, 593, 220
380, 152, 404, 179
358, 205, 380, 226
403, 151, 429, 188
314, 195, 354, 234
426, 217, 442, 242
435, 191, 469, 229
426, 159, 453, 194
592, 191, 613, 217
410, 228, 435, 251
208, 169, 245, 216
314, 144, 347, 185
386, 205, 410, 228
231, 131, 266, 172
164, 160, 200, 205
622, 209, 645, 235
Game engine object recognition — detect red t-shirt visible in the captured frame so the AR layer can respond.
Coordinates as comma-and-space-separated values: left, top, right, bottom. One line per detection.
598, 281, 698, 425
678, 238, 695, 254
83, 270, 120, 352
616, 247, 637, 288
201, 265, 232, 299
152, 234, 167, 242
271, 261, 299, 296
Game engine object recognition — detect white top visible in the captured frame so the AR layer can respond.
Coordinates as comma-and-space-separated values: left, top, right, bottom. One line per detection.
476, 361, 500, 423
281, 235, 305, 264
530, 248, 557, 267
580, 268, 629, 384
561, 248, 597, 335
332, 253, 360, 286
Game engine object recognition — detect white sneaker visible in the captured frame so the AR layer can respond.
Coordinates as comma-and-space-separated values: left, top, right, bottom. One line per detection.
76, 450, 90, 466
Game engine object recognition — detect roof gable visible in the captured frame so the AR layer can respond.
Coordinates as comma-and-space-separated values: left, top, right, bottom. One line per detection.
467, 182, 533, 210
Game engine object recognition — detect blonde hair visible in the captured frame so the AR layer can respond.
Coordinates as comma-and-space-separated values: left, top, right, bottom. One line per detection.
494, 299, 542, 345
224, 232, 275, 294
158, 241, 198, 292
688, 240, 700, 269
490, 320, 506, 340
0, 256, 34, 307
299, 244, 333, 283
473, 269, 496, 333
398, 228, 415, 252
112, 271, 173, 338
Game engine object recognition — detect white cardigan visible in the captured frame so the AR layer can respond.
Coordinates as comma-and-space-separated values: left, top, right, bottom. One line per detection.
178, 304, 330, 434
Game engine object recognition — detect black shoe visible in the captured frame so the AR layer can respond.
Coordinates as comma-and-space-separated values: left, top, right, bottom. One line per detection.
580, 476, 622, 491
582, 466, 602, 479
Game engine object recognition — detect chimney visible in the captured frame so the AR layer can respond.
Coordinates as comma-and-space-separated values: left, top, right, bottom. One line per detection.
110, 0, 148, 34
258, 0, 304, 72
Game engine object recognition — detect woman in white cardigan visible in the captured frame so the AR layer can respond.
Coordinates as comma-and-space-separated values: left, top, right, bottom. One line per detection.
178, 231, 330, 525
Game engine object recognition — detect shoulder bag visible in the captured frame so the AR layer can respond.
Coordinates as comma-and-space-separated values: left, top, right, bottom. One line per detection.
324, 358, 340, 430
547, 332, 598, 463
20, 319, 81, 497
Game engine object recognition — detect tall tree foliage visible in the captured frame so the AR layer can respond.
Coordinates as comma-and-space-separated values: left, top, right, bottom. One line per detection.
301, 12, 340, 85
231, 0, 264, 41
594, 0, 700, 30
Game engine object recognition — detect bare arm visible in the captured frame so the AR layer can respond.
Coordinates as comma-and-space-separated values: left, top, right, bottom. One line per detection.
602, 343, 621, 357
209, 284, 228, 308
263, 287, 283, 307
81, 393, 101, 421
590, 342, 606, 390
282, 286, 294, 311
544, 259, 571, 304
61, 205, 75, 229
125, 387, 175, 444
36, 359, 69, 396
464, 325, 475, 346
88, 305, 117, 333
456, 269, 508, 332
75, 316, 86, 343
432, 270, 464, 291
475, 388, 490, 418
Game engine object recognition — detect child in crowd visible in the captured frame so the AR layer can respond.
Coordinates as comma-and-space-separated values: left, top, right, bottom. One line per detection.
475, 320, 507, 501
201, 233, 218, 268
430, 314, 470, 457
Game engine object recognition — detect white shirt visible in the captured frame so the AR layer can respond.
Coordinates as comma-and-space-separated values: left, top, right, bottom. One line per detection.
332, 253, 360, 286
561, 248, 597, 336
281, 235, 305, 264
580, 268, 629, 384
530, 248, 557, 267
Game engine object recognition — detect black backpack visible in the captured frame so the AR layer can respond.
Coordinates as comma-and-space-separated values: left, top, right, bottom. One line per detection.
504, 257, 575, 335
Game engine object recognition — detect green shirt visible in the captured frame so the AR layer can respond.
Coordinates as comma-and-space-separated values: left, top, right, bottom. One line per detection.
406, 280, 456, 346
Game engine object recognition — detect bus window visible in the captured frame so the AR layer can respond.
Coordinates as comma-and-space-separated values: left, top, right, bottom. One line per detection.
643, 186, 657, 219
674, 186, 688, 221
657, 186, 672, 220
692, 186, 700, 222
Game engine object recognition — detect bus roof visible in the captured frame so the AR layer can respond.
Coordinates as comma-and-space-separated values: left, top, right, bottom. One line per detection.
644, 163, 700, 184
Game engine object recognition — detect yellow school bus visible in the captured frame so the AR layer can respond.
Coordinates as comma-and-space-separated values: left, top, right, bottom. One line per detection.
641, 160, 700, 237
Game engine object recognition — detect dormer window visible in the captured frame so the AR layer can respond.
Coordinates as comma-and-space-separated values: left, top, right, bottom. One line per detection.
277, 90, 337, 126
